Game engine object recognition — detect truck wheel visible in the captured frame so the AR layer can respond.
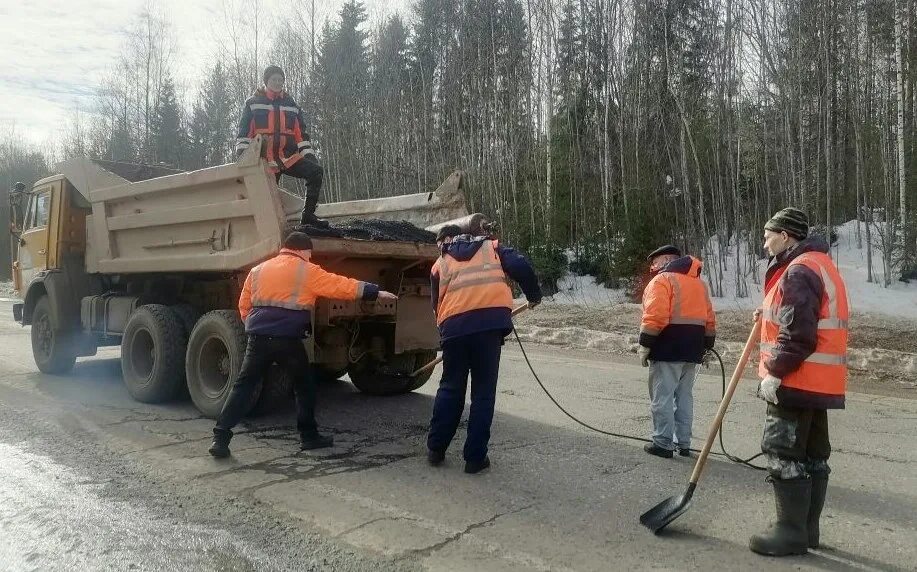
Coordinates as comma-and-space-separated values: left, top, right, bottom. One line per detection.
249, 364, 294, 416
31, 295, 77, 374
168, 304, 200, 399
185, 310, 258, 418
121, 304, 187, 403
349, 351, 438, 396
170, 304, 200, 337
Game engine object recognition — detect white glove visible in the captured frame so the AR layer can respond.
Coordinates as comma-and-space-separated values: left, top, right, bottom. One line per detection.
757, 374, 781, 404
639, 346, 651, 367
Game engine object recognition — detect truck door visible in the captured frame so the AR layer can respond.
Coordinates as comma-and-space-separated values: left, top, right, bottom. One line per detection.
15, 186, 53, 290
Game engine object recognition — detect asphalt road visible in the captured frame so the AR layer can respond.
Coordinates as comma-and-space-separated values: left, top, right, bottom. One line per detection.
0, 302, 914, 571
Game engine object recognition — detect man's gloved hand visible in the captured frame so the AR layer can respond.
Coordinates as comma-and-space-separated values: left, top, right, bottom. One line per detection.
753, 307, 762, 323
377, 291, 399, 302
701, 351, 713, 368
757, 374, 781, 404
639, 346, 651, 367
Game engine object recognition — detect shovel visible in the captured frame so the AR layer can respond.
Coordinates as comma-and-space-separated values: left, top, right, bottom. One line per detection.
409, 304, 531, 378
639, 317, 762, 534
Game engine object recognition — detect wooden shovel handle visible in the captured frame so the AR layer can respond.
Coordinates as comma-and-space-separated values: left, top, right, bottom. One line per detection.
688, 318, 762, 485
409, 303, 531, 377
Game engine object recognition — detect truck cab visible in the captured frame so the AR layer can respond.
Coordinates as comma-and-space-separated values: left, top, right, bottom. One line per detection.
11, 175, 97, 373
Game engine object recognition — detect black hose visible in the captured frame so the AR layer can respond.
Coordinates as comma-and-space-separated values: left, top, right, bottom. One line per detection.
512, 328, 766, 471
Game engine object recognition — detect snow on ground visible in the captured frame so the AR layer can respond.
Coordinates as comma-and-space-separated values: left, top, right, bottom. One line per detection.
709, 219, 917, 319
528, 219, 917, 320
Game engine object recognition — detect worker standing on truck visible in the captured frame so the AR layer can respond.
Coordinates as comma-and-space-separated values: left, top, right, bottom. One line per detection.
426, 225, 542, 474
749, 208, 848, 557
638, 244, 716, 459
208, 232, 398, 457
235, 65, 327, 227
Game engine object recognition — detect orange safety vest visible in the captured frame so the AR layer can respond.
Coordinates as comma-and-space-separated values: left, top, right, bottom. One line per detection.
640, 257, 716, 338
237, 89, 313, 174
759, 251, 848, 398
433, 240, 513, 325
238, 249, 363, 320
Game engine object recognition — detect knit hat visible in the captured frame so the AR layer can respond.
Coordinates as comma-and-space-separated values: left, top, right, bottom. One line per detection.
764, 208, 809, 240
283, 231, 313, 251
436, 224, 463, 242
263, 65, 285, 85
646, 244, 681, 261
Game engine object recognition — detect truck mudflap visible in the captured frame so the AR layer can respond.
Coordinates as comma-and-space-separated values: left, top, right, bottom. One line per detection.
12, 303, 23, 323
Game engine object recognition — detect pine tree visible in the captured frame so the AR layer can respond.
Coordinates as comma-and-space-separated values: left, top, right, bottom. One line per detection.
148, 76, 188, 168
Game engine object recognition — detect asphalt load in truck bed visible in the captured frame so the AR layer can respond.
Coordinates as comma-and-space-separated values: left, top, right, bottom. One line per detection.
290, 219, 437, 243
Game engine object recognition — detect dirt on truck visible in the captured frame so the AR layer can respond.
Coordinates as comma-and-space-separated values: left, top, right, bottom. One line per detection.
10, 136, 469, 417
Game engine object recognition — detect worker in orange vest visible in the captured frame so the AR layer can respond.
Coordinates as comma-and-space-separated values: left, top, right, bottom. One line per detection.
639, 245, 716, 459
749, 208, 849, 557
426, 225, 542, 474
235, 65, 326, 227
209, 232, 397, 458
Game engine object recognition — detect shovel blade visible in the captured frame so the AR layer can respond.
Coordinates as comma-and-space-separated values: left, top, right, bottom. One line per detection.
639, 483, 696, 534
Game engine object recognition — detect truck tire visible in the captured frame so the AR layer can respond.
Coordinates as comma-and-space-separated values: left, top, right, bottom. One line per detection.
169, 304, 200, 399
249, 364, 294, 416
314, 367, 347, 383
121, 304, 187, 403
31, 295, 77, 374
349, 351, 437, 396
185, 310, 258, 418
170, 304, 200, 337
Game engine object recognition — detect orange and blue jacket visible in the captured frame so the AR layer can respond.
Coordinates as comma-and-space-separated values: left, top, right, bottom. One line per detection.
759, 236, 848, 409
235, 88, 315, 174
431, 236, 541, 342
239, 249, 379, 337
640, 256, 716, 363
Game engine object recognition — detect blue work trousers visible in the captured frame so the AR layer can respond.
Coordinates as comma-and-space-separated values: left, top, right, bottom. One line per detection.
427, 329, 503, 462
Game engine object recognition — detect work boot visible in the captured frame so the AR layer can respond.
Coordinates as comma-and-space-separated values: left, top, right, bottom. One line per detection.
749, 477, 811, 556
299, 195, 330, 228
643, 443, 674, 459
208, 430, 232, 458
300, 432, 334, 450
464, 457, 490, 474
808, 475, 828, 548
677, 447, 694, 458
427, 449, 445, 467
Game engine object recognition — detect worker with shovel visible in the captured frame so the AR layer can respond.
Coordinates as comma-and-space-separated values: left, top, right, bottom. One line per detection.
638, 245, 716, 459
426, 225, 542, 474
750, 207, 849, 556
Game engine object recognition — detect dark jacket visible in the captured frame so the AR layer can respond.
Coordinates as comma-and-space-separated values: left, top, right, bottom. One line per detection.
639, 256, 716, 364
235, 88, 315, 173
431, 236, 542, 343
762, 236, 842, 409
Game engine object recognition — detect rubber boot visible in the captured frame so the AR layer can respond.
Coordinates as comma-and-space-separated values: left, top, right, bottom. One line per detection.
299, 194, 329, 228
749, 477, 811, 556
808, 475, 828, 548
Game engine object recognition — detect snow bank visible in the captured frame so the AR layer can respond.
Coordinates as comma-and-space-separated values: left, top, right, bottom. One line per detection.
531, 219, 917, 320
708, 219, 917, 319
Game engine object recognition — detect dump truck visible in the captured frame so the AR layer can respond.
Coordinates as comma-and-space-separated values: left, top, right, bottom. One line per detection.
10, 137, 468, 417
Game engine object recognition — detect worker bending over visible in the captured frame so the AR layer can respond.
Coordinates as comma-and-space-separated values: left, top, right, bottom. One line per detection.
209, 232, 397, 458
426, 225, 542, 474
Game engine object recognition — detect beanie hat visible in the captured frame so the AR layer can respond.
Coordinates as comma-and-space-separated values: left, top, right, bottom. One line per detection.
436, 224, 463, 242
263, 65, 285, 85
283, 231, 313, 251
764, 208, 809, 240
646, 244, 681, 261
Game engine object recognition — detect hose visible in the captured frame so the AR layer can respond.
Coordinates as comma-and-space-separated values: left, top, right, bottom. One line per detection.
511, 327, 766, 471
